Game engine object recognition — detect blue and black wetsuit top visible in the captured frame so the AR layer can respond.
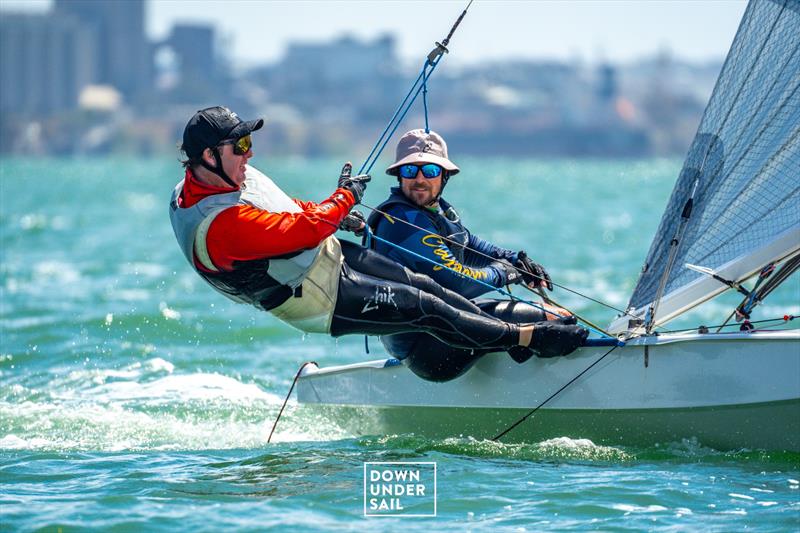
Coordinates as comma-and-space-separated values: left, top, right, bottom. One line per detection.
366, 187, 519, 299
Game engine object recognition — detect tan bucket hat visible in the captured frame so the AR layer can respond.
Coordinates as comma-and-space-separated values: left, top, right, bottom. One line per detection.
385, 129, 460, 176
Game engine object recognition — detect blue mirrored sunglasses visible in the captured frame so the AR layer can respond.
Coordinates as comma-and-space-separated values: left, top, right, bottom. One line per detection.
398, 163, 443, 179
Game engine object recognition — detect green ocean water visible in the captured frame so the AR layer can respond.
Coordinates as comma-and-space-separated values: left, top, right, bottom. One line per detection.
1, 156, 798, 531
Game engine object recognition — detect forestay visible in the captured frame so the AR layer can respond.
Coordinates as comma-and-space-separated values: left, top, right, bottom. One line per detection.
609, 0, 800, 334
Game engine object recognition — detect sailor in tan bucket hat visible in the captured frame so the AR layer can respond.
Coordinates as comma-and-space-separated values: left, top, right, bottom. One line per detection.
386, 129, 460, 176
365, 129, 584, 381
383, 129, 459, 208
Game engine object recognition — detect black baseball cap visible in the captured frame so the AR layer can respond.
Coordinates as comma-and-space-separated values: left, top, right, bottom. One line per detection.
181, 106, 264, 158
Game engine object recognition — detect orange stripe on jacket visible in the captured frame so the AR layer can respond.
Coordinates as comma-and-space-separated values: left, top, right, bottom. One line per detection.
181, 169, 355, 271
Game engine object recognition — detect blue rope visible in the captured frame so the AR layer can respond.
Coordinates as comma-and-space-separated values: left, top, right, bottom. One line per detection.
359, 56, 444, 176
362, 59, 441, 174
422, 62, 431, 133
741, 291, 758, 316
357, 67, 427, 176
366, 230, 613, 339
363, 227, 372, 249
355, 52, 444, 355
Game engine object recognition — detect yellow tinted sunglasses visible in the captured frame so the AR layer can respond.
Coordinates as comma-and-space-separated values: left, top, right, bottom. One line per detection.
219, 134, 252, 155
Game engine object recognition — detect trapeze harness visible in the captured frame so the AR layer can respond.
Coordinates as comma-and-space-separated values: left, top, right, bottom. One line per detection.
169, 166, 342, 333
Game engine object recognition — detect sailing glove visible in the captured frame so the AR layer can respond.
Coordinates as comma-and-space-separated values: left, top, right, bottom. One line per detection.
515, 251, 553, 291
338, 162, 371, 204
531, 322, 588, 358
553, 315, 578, 325
494, 260, 524, 285
339, 209, 366, 236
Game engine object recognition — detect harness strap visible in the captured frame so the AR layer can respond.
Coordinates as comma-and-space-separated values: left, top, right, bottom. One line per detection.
199, 147, 236, 188
194, 208, 226, 272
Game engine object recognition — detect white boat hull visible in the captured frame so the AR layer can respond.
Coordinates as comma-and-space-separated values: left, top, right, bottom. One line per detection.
296, 331, 800, 451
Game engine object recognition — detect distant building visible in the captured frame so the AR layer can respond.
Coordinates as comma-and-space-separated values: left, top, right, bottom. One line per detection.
0, 12, 95, 116
262, 35, 402, 121
596, 63, 617, 103
54, 0, 151, 104
283, 35, 396, 81
169, 24, 216, 81
156, 23, 231, 103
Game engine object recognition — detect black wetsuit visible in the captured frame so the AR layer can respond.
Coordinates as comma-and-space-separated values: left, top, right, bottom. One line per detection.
330, 241, 522, 352
382, 300, 546, 382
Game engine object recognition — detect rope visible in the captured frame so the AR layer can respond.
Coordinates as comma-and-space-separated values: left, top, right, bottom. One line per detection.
348, 0, 631, 332
368, 231, 613, 338
661, 314, 796, 335
361, 201, 633, 318
492, 344, 620, 441
422, 68, 431, 133
359, 58, 444, 176
267, 361, 317, 443
745, 316, 798, 331
357, 0, 473, 176
358, 66, 428, 176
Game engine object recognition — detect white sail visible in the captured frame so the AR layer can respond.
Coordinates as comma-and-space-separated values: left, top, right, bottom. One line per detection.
609, 0, 800, 334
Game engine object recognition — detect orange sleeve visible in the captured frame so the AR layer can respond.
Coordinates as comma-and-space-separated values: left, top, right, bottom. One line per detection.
203, 188, 355, 271
292, 198, 318, 210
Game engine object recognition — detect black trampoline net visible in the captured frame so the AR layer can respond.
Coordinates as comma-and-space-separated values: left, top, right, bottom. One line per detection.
627, 0, 800, 313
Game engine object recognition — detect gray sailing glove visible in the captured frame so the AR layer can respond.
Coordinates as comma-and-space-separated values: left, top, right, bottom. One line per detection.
339, 210, 366, 237
515, 250, 553, 291
493, 260, 524, 286
337, 162, 371, 204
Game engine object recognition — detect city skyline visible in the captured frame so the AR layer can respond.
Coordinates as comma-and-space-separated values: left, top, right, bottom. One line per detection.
2, 0, 747, 68
0, 0, 737, 157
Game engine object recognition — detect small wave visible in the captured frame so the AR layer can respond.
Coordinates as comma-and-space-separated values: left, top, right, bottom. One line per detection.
532, 436, 632, 461
637, 437, 800, 464
122, 192, 157, 212
88, 373, 279, 404
0, 361, 352, 451
600, 212, 633, 231
0, 434, 72, 450
358, 434, 631, 462
52, 357, 175, 390
112, 289, 151, 302
611, 503, 668, 514
119, 262, 167, 278
50, 359, 277, 405
0, 399, 276, 451
0, 397, 352, 452
18, 213, 69, 231
33, 260, 82, 285
159, 301, 181, 320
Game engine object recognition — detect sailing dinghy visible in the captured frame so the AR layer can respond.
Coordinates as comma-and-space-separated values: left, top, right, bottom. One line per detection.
295, 0, 800, 451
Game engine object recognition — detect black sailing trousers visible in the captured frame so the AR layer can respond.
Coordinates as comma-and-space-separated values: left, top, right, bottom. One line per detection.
329, 241, 520, 350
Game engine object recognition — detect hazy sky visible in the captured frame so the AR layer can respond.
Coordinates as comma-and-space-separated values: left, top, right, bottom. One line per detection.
3, 0, 748, 67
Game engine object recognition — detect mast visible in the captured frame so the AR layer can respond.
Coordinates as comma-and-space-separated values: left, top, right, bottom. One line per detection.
644, 179, 699, 334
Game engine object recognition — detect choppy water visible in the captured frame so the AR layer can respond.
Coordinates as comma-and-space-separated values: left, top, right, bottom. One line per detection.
1, 157, 798, 531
